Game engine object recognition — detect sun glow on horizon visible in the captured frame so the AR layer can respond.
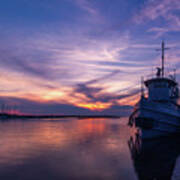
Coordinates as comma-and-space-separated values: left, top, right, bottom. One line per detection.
77, 102, 112, 111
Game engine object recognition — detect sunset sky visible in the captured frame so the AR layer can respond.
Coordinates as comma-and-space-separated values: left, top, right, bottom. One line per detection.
0, 0, 180, 115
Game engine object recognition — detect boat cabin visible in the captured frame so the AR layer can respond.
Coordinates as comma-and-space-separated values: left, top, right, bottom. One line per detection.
144, 77, 179, 102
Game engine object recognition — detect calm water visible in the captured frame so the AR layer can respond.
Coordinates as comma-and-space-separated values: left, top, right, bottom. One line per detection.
0, 117, 180, 180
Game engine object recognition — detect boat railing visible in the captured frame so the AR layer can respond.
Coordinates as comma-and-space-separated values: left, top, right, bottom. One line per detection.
143, 69, 177, 82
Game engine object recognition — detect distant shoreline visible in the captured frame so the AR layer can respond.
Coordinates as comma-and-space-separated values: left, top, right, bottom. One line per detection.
0, 113, 121, 120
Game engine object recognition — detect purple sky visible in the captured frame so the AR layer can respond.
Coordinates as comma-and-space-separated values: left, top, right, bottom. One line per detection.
0, 0, 179, 115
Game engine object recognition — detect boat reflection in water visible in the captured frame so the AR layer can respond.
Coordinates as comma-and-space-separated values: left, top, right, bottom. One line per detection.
128, 135, 180, 180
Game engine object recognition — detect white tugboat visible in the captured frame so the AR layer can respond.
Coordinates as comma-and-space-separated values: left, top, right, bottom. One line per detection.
128, 41, 180, 139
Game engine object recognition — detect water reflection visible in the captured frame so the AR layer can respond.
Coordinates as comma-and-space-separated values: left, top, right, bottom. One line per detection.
0, 118, 136, 180
128, 135, 180, 180
3, 118, 180, 179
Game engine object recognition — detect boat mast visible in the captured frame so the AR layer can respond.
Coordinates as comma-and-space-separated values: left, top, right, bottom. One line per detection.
162, 41, 165, 77
160, 41, 169, 77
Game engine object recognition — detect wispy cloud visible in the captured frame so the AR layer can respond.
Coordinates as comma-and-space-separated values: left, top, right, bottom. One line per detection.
135, 0, 180, 22
75, 0, 97, 16
73, 0, 105, 24
134, 0, 180, 36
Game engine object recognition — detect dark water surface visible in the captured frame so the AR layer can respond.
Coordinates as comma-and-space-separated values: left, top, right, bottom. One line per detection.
0, 118, 180, 180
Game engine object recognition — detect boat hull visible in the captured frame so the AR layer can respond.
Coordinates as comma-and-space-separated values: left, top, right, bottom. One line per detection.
129, 100, 180, 139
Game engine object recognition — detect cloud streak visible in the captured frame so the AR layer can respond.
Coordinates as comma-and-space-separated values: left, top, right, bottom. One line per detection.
134, 0, 180, 36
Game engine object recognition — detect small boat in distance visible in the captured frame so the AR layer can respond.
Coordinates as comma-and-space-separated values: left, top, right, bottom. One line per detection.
128, 41, 180, 139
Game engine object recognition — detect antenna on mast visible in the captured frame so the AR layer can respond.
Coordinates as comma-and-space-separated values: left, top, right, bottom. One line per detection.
156, 41, 170, 77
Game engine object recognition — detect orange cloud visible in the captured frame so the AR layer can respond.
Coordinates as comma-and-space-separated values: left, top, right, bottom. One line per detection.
77, 102, 112, 111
